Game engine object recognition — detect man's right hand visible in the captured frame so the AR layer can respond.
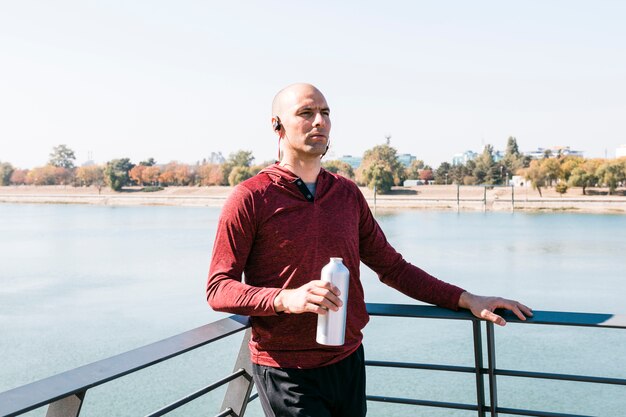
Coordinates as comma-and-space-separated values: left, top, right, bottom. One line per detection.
273, 280, 343, 314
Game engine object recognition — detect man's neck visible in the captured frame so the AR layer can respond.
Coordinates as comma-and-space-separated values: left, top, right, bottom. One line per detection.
279, 156, 321, 183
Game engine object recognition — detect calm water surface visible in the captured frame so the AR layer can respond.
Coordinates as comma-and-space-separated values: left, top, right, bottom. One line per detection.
1, 204, 624, 416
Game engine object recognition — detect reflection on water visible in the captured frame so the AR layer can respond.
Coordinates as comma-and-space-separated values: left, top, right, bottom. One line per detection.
1, 205, 624, 416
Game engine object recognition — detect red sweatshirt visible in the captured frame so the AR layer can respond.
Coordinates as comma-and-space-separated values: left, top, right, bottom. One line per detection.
207, 164, 464, 369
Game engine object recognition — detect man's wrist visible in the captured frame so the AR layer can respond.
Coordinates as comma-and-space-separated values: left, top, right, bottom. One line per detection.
458, 291, 473, 310
273, 290, 285, 313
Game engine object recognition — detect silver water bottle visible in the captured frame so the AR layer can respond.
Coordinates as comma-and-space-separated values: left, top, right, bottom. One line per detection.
316, 257, 350, 346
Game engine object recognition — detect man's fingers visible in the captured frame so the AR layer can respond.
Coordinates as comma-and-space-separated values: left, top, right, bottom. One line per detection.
308, 284, 343, 310
519, 303, 534, 317
310, 280, 341, 297
500, 300, 534, 321
308, 293, 341, 312
480, 309, 506, 326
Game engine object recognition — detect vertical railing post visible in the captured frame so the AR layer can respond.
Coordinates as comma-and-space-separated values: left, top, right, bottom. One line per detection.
220, 328, 254, 417
472, 320, 486, 417
46, 391, 86, 417
483, 186, 487, 212
511, 184, 515, 211
486, 322, 498, 417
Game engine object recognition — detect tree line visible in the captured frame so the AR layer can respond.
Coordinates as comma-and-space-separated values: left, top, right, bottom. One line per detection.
0, 146, 268, 191
1, 140, 625, 195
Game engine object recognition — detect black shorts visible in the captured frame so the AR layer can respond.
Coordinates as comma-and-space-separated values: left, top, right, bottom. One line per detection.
251, 344, 367, 417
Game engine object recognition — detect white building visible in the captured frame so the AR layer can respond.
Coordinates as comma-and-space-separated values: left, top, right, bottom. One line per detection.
616, 145, 626, 158
524, 146, 584, 159
452, 150, 478, 166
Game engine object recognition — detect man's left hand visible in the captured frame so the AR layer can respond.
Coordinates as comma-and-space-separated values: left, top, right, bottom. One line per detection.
458, 292, 533, 326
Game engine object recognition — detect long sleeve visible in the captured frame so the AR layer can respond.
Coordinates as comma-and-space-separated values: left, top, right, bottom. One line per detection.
206, 185, 282, 316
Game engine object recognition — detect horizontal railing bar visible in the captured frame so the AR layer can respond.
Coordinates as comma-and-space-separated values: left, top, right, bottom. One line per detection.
145, 369, 247, 417
497, 368, 626, 386
367, 396, 597, 417
247, 392, 259, 403
496, 406, 595, 417
0, 315, 250, 417
214, 407, 234, 417
366, 303, 478, 321
365, 359, 476, 374
366, 360, 626, 386
367, 395, 478, 411
366, 303, 626, 329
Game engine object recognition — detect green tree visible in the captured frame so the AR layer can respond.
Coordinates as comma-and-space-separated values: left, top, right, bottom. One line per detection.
322, 160, 354, 179
473, 145, 496, 184
140, 158, 156, 166
434, 162, 452, 184
356, 144, 405, 193
48, 144, 77, 169
596, 160, 625, 195
0, 162, 15, 186
221, 150, 255, 185
104, 158, 134, 191
360, 162, 395, 193
567, 160, 600, 195
228, 166, 253, 186
502, 136, 524, 174
228, 150, 254, 167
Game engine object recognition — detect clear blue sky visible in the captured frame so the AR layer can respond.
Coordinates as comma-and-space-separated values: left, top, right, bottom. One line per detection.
1, 1, 625, 169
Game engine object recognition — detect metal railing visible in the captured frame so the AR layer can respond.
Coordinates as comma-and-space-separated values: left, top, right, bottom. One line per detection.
365, 304, 626, 417
1, 304, 624, 417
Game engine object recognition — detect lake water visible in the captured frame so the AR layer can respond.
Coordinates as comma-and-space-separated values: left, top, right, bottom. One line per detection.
1, 204, 624, 416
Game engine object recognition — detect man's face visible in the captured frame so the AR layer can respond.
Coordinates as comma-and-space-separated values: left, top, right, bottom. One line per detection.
279, 86, 331, 159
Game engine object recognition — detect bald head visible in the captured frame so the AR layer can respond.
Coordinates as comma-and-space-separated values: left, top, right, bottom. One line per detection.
272, 83, 325, 117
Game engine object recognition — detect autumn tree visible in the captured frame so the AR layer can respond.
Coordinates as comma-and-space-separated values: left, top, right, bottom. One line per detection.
560, 157, 584, 182
0, 162, 14, 186
48, 144, 77, 169
26, 166, 60, 185
322, 160, 355, 179
521, 159, 547, 197
405, 159, 426, 180
555, 183, 568, 195
142, 166, 161, 185
420, 168, 434, 183
129, 165, 147, 186
10, 169, 28, 185
197, 164, 223, 186
159, 162, 193, 186
542, 158, 561, 186
75, 165, 105, 187
104, 158, 134, 191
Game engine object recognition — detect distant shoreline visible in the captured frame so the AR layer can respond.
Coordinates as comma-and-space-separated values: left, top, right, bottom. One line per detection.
1, 185, 625, 214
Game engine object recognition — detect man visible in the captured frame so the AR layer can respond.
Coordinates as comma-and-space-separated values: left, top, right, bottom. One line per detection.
207, 83, 532, 417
